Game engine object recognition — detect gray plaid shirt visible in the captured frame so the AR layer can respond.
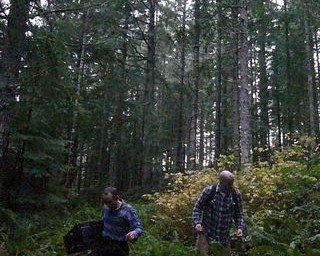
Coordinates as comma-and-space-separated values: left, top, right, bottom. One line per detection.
192, 184, 244, 244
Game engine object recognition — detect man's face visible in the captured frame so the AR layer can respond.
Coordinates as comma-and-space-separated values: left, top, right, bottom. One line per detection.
220, 180, 233, 193
102, 192, 119, 210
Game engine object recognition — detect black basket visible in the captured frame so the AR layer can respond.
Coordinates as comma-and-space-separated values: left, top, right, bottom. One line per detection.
63, 220, 103, 254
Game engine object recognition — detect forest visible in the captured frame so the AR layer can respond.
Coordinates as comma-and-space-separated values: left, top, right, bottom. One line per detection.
0, 0, 319, 255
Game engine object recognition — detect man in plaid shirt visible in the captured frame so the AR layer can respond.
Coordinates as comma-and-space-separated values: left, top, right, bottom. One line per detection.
192, 170, 244, 254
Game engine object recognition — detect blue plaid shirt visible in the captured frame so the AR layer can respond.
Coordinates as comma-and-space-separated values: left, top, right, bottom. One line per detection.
192, 184, 244, 244
102, 201, 143, 242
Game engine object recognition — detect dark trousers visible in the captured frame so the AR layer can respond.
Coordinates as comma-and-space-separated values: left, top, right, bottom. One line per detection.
93, 240, 129, 256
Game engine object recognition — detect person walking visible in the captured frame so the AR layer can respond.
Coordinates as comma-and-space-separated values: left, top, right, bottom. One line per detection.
192, 170, 245, 255
94, 186, 143, 256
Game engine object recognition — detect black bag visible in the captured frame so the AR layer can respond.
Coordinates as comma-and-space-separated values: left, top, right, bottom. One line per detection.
63, 220, 103, 254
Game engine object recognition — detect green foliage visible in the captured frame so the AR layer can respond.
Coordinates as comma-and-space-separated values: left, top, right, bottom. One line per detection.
3, 197, 196, 256
2, 145, 320, 255
0, 207, 17, 247
2, 201, 101, 256
141, 145, 320, 254
131, 231, 195, 256
248, 245, 301, 256
142, 170, 218, 243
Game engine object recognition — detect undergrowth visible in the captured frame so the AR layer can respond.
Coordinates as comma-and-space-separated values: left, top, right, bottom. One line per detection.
1, 142, 320, 255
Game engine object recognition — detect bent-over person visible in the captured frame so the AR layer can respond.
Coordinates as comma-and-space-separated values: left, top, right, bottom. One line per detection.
94, 187, 143, 256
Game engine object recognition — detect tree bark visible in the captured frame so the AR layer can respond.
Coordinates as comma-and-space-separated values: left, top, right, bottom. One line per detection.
114, 1, 130, 190
231, 4, 240, 170
214, 0, 223, 162
303, 2, 316, 150
284, 0, 293, 146
0, 0, 30, 208
199, 105, 204, 169
188, 0, 201, 171
314, 27, 320, 140
257, 0, 270, 162
176, 0, 187, 172
63, 1, 91, 188
141, 0, 156, 185
238, 0, 251, 168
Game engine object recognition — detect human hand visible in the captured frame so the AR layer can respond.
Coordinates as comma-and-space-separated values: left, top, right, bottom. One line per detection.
195, 223, 203, 233
125, 231, 137, 241
235, 228, 243, 237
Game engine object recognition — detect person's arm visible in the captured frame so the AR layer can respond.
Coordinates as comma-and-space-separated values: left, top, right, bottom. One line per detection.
125, 206, 143, 241
234, 190, 245, 236
192, 186, 212, 227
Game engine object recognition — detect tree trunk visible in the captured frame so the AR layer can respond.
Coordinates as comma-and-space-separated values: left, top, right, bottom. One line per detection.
176, 0, 187, 172
284, 0, 293, 146
214, 0, 223, 162
188, 0, 201, 171
231, 4, 240, 170
303, 2, 316, 150
114, 2, 130, 190
199, 105, 204, 169
238, 0, 250, 168
63, 1, 91, 188
141, 0, 156, 185
314, 27, 320, 140
0, 0, 30, 208
257, 0, 270, 162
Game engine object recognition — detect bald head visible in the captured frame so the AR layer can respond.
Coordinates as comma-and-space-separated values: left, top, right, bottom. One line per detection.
218, 170, 234, 193
219, 170, 234, 184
